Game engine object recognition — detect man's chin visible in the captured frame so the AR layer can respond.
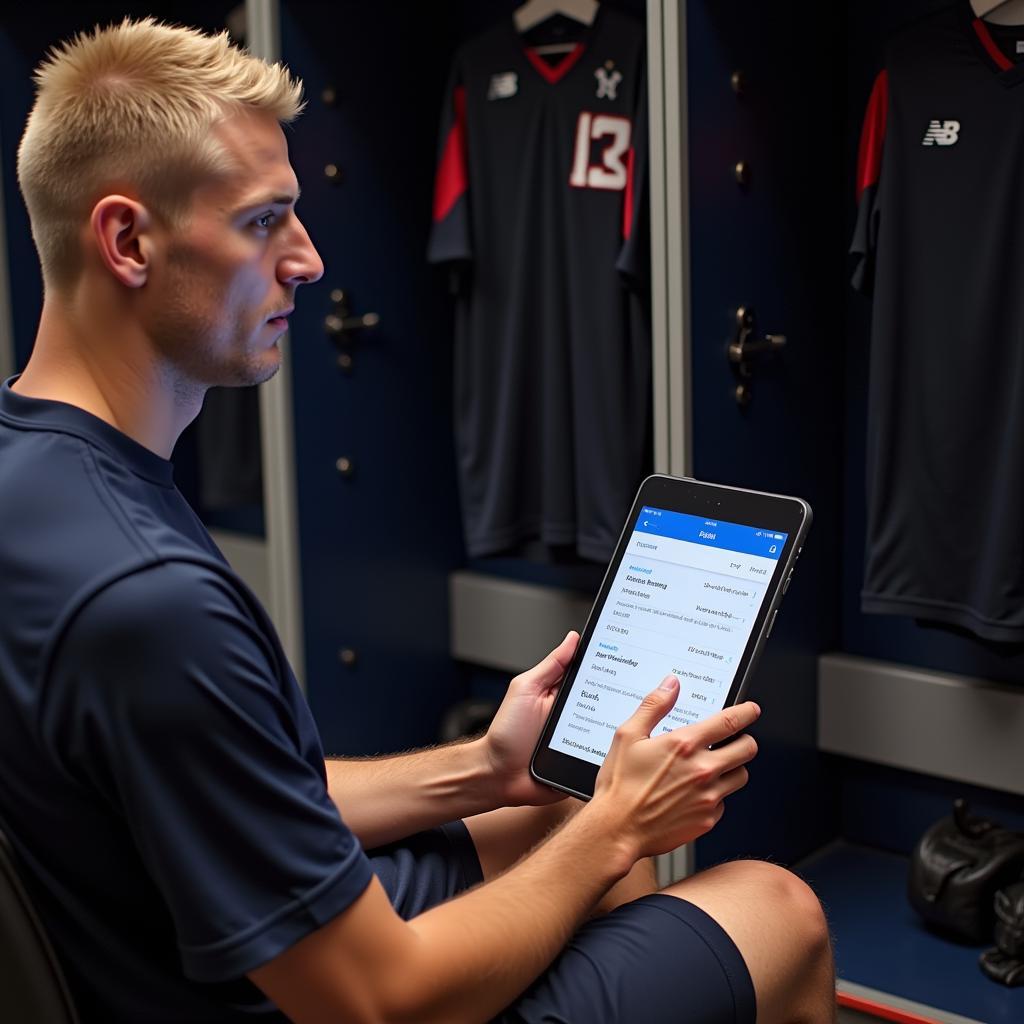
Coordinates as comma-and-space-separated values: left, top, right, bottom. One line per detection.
222, 347, 283, 388
252, 353, 282, 386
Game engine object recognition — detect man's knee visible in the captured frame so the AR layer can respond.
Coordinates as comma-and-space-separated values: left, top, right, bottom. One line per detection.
741, 856, 827, 929
755, 861, 829, 953
664, 858, 830, 957
659, 860, 834, 1024
725, 860, 828, 942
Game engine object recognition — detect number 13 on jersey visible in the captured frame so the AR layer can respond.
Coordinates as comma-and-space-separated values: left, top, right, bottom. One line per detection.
569, 112, 632, 191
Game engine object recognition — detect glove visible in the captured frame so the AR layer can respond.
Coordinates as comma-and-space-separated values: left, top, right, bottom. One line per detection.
979, 880, 1024, 987
908, 799, 1024, 944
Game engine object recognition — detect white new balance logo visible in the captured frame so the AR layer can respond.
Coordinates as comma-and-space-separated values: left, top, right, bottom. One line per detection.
921, 120, 960, 146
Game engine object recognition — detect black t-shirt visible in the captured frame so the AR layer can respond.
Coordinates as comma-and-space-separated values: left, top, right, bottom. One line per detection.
852, 2, 1024, 641
0, 380, 372, 1021
429, 7, 650, 561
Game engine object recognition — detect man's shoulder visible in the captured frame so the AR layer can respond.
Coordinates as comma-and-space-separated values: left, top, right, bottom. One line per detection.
59, 558, 271, 664
0, 405, 230, 674
0, 388, 218, 571
44, 558, 292, 740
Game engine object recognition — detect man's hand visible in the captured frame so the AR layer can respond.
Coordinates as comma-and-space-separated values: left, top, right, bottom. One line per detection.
482, 630, 579, 807
591, 675, 760, 859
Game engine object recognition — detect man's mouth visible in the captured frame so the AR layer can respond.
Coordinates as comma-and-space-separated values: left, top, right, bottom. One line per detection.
266, 306, 294, 328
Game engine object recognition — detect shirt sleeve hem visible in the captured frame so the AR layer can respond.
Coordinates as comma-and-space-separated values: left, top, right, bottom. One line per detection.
179, 845, 375, 982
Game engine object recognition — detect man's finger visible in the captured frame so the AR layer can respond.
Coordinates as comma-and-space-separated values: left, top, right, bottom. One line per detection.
513, 630, 579, 690
618, 675, 680, 739
693, 701, 760, 747
709, 732, 758, 775
714, 764, 751, 801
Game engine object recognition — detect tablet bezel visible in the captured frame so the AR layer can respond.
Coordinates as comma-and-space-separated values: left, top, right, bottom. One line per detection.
529, 474, 811, 801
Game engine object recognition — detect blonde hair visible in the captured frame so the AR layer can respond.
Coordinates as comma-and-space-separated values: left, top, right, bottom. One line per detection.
17, 17, 304, 289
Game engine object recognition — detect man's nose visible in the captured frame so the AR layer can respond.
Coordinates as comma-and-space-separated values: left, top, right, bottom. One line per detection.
280, 218, 325, 286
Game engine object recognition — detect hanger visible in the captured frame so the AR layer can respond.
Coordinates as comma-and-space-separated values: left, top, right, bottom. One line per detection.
514, 0, 599, 33
971, 0, 1024, 25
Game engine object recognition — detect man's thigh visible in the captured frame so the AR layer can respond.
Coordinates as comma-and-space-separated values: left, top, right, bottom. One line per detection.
366, 821, 483, 918
369, 823, 755, 1023
499, 892, 756, 1024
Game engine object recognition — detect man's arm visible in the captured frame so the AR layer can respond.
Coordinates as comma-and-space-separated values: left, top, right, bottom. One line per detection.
324, 737, 499, 848
325, 633, 577, 848
250, 681, 760, 1024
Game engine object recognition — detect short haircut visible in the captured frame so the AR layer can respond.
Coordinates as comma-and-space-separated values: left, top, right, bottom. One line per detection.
16, 17, 304, 290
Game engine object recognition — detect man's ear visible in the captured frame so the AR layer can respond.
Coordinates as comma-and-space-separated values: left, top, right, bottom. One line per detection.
89, 195, 154, 288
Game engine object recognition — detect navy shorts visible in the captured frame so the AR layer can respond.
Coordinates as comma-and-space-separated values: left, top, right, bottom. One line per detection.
367, 823, 756, 1024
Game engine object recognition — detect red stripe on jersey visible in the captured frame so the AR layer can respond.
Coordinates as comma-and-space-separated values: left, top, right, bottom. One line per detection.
525, 43, 585, 84
622, 145, 636, 240
972, 17, 1013, 71
855, 70, 888, 202
433, 85, 468, 223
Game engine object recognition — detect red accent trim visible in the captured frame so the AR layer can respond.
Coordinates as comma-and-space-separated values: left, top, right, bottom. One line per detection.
622, 145, 636, 240
432, 85, 468, 223
855, 70, 888, 202
973, 17, 1013, 71
524, 42, 585, 84
836, 991, 943, 1024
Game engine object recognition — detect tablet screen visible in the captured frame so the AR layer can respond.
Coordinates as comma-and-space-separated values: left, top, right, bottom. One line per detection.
548, 505, 788, 766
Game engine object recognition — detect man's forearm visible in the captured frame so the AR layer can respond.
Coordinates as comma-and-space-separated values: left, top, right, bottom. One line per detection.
395, 798, 635, 1023
250, 795, 635, 1024
326, 738, 502, 847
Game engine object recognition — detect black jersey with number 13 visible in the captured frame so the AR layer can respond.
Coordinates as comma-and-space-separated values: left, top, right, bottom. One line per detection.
429, 8, 649, 562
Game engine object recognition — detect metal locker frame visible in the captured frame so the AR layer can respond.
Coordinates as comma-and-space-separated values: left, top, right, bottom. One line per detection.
648, 0, 691, 480
647, 0, 695, 885
246, 0, 306, 686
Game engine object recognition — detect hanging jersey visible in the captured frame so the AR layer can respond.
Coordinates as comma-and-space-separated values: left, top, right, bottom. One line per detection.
429, 7, 650, 562
852, 1, 1024, 641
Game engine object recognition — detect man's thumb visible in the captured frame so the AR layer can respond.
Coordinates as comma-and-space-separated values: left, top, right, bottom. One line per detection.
622, 675, 680, 738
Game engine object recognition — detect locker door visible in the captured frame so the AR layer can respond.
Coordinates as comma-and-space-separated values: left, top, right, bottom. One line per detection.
675, 0, 845, 865
278, 5, 469, 754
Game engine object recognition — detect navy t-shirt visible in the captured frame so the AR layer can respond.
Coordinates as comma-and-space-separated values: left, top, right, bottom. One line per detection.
0, 380, 373, 1021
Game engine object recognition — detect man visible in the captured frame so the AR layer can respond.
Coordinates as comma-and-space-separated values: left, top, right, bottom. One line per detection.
0, 18, 834, 1023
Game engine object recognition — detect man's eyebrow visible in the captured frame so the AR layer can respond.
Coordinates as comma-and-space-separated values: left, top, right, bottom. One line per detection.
236, 187, 302, 211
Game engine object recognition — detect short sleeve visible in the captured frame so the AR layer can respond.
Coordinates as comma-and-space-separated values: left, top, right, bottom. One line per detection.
427, 57, 473, 265
42, 561, 373, 983
850, 69, 888, 296
616, 53, 649, 287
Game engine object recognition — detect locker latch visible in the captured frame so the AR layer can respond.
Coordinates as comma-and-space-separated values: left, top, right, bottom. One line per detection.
727, 305, 786, 406
324, 288, 380, 373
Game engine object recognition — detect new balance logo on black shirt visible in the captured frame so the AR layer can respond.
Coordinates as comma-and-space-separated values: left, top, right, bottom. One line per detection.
921, 119, 960, 145
487, 72, 518, 100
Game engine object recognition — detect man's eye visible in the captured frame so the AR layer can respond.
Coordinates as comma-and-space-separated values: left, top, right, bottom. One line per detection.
254, 213, 275, 230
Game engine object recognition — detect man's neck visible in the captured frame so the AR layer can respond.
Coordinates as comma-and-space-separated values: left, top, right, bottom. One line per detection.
12, 298, 201, 459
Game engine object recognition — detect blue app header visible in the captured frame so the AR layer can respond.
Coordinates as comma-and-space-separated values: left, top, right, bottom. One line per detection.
634, 507, 788, 560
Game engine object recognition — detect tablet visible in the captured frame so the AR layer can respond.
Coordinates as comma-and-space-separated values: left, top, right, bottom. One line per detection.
530, 474, 811, 800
